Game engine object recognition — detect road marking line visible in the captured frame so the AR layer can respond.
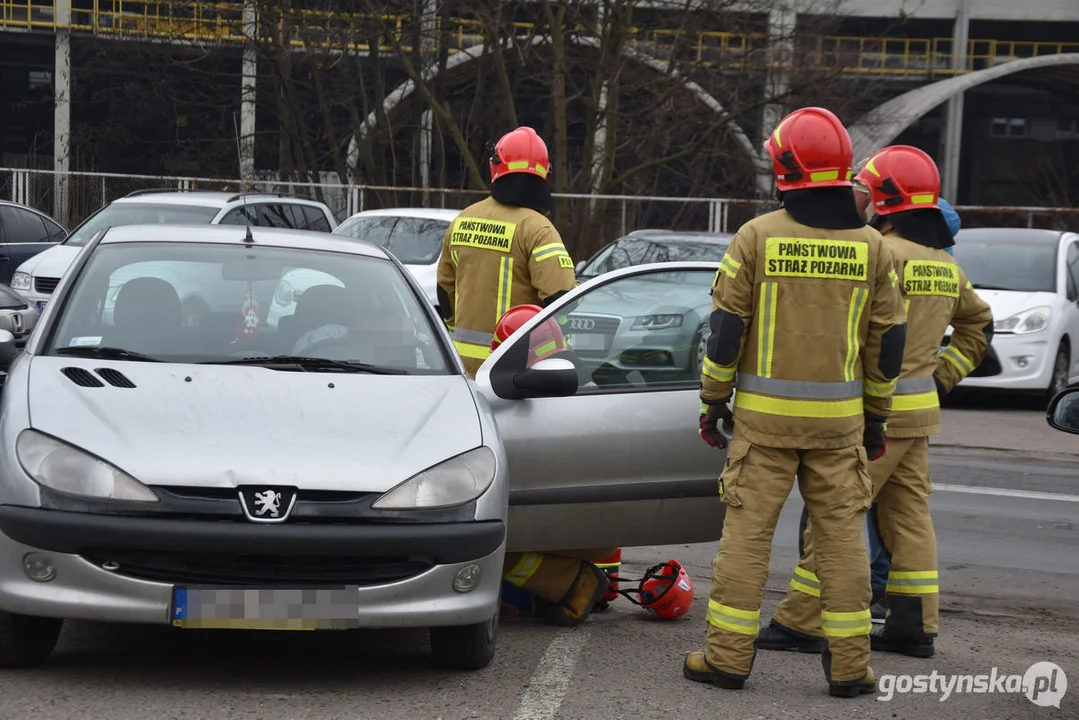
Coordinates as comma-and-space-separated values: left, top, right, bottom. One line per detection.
512, 627, 592, 720
934, 483, 1079, 502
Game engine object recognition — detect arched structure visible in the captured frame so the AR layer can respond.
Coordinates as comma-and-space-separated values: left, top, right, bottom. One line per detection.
346, 33, 771, 186
849, 53, 1079, 162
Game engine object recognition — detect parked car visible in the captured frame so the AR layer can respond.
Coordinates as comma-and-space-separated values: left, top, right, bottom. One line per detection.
333, 207, 460, 305
0, 284, 38, 349
0, 201, 67, 285
10, 190, 338, 316
947, 228, 1079, 403
0, 225, 724, 671
575, 229, 734, 280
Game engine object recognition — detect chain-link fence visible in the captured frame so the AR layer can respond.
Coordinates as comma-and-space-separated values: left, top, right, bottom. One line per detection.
3, 168, 1077, 258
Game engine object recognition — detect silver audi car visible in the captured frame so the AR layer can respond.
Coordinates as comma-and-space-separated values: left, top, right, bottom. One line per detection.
0, 224, 726, 671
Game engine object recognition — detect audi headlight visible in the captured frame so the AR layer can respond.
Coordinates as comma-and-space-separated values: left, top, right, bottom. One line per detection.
631, 314, 684, 330
11, 272, 31, 292
371, 447, 496, 510
274, 281, 294, 306
994, 306, 1051, 335
16, 430, 159, 502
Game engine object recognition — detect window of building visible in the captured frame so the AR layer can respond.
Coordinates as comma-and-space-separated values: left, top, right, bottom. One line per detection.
989, 117, 1028, 139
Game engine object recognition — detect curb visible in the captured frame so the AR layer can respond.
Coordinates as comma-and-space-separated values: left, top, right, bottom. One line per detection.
931, 442, 1079, 462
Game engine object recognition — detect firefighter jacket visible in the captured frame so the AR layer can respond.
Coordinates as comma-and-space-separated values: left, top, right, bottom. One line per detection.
883, 227, 993, 437
436, 196, 578, 375
700, 208, 908, 449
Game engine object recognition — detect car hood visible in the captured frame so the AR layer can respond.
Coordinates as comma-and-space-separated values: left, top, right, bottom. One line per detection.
403, 262, 439, 304
27, 357, 482, 492
972, 289, 1058, 320
574, 278, 709, 319
17, 244, 81, 278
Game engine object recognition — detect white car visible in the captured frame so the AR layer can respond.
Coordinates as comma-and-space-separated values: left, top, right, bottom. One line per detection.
333, 207, 461, 305
10, 190, 338, 315
948, 227, 1079, 403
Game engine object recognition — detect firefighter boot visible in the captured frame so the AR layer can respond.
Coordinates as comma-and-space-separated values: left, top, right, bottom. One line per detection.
756, 620, 825, 654
593, 549, 622, 612
871, 627, 935, 658
823, 648, 877, 698
682, 649, 755, 690
544, 561, 610, 627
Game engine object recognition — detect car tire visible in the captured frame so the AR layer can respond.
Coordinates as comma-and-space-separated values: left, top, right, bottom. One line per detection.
690, 323, 710, 380
1045, 342, 1070, 407
0, 611, 62, 668
429, 609, 498, 671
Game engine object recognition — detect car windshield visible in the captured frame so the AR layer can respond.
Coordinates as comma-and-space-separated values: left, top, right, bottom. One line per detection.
45, 240, 451, 373
952, 239, 1058, 293
581, 238, 729, 277
334, 216, 451, 265
64, 203, 221, 247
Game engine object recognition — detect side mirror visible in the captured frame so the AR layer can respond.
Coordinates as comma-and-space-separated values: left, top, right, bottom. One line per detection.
1047, 388, 1079, 434
0, 329, 18, 371
575, 260, 586, 274
513, 357, 579, 398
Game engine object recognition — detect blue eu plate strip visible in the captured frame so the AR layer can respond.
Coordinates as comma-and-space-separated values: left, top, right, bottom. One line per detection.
172, 587, 187, 625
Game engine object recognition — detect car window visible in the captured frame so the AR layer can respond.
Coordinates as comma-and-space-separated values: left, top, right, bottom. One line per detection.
43, 216, 67, 241
46, 240, 452, 374
1067, 242, 1079, 299
0, 207, 50, 243
218, 206, 255, 226
373, 217, 451, 264
647, 241, 730, 264
64, 203, 220, 247
301, 205, 332, 233
953, 239, 1058, 293
580, 238, 656, 277
334, 216, 398, 246
498, 268, 717, 392
254, 204, 297, 228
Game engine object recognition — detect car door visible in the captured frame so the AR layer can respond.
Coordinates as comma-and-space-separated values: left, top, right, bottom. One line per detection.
473, 261, 727, 553
1064, 239, 1079, 381
0, 206, 61, 285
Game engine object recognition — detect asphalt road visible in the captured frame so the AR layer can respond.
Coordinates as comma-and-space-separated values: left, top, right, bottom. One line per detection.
1, 404, 1077, 720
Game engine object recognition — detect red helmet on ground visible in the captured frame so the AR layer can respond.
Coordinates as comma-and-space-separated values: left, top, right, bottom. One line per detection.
855, 145, 941, 217
764, 107, 854, 193
492, 304, 544, 352
490, 127, 550, 184
638, 560, 695, 620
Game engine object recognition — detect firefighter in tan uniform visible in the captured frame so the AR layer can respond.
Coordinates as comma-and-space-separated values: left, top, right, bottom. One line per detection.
681, 107, 908, 697
436, 126, 578, 379
757, 145, 993, 659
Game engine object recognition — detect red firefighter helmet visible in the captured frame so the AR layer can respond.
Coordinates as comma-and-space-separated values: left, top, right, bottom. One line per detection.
491, 304, 544, 352
638, 560, 695, 620
764, 107, 854, 193
490, 127, 551, 184
855, 145, 941, 217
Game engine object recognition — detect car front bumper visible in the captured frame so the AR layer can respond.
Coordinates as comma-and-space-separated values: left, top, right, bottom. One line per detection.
948, 332, 1056, 391
0, 506, 505, 628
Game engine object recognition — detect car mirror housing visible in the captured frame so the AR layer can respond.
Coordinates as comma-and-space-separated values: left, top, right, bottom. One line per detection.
513, 357, 579, 399
575, 260, 586, 274
0, 329, 18, 371
1047, 387, 1079, 434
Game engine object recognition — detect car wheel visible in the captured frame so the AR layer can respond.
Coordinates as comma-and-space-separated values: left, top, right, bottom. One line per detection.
0, 610, 62, 668
691, 323, 710, 379
1045, 342, 1070, 406
429, 609, 498, 671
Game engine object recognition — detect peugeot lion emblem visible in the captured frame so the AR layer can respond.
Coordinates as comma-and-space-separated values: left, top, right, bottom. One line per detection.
238, 487, 298, 523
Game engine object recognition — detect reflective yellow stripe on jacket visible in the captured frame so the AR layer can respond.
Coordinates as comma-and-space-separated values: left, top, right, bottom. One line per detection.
891, 375, 939, 412
454, 327, 494, 361
734, 374, 863, 419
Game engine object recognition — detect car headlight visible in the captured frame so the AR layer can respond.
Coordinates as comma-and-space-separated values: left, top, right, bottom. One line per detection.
11, 272, 31, 292
16, 430, 159, 502
631, 314, 684, 330
994, 306, 1051, 335
371, 447, 496, 510
274, 281, 294, 306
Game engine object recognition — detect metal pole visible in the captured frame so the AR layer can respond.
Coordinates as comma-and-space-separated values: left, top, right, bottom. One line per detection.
53, 0, 72, 226
419, 0, 437, 207
240, 0, 258, 180
941, 0, 969, 202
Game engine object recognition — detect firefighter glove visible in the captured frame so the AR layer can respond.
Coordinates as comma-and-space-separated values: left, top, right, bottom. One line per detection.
699, 399, 733, 449
863, 414, 887, 461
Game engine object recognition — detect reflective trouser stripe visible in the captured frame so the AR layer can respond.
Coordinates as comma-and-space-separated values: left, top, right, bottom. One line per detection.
454, 340, 492, 360
504, 552, 542, 587
756, 282, 777, 377
892, 375, 939, 411
496, 257, 514, 323
940, 344, 975, 377
736, 374, 861, 399
706, 599, 760, 636
532, 242, 570, 262
864, 377, 896, 398
734, 391, 863, 419
886, 570, 939, 595
790, 566, 821, 597
844, 287, 869, 381
702, 357, 736, 383
820, 609, 872, 638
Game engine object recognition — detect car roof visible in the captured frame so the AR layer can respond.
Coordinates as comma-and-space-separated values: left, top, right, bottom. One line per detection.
96, 224, 391, 259
111, 191, 329, 209
954, 227, 1066, 245
624, 229, 735, 244
343, 207, 462, 222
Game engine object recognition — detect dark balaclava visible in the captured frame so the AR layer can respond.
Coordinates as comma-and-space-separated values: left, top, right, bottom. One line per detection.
777, 186, 866, 230
871, 208, 955, 250
491, 173, 554, 214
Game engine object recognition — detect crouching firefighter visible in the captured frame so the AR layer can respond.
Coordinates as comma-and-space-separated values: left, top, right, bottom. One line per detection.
682, 106, 908, 698
757, 145, 993, 660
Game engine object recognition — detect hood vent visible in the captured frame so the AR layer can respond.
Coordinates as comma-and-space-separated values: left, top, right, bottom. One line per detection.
95, 368, 136, 388
60, 367, 105, 388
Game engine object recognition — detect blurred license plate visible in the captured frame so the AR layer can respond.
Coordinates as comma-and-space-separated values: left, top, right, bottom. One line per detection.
571, 333, 607, 351
171, 586, 361, 630
36, 301, 47, 312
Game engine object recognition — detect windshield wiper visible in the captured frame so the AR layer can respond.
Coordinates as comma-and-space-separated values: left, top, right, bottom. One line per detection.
971, 283, 1013, 291
202, 355, 408, 374
54, 346, 163, 362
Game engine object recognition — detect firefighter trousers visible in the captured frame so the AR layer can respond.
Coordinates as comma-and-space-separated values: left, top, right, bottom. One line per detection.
704, 435, 873, 684
503, 548, 617, 609
773, 436, 939, 640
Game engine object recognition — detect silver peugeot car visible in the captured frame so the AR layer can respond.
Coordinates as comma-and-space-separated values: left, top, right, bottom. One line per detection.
0, 224, 726, 671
